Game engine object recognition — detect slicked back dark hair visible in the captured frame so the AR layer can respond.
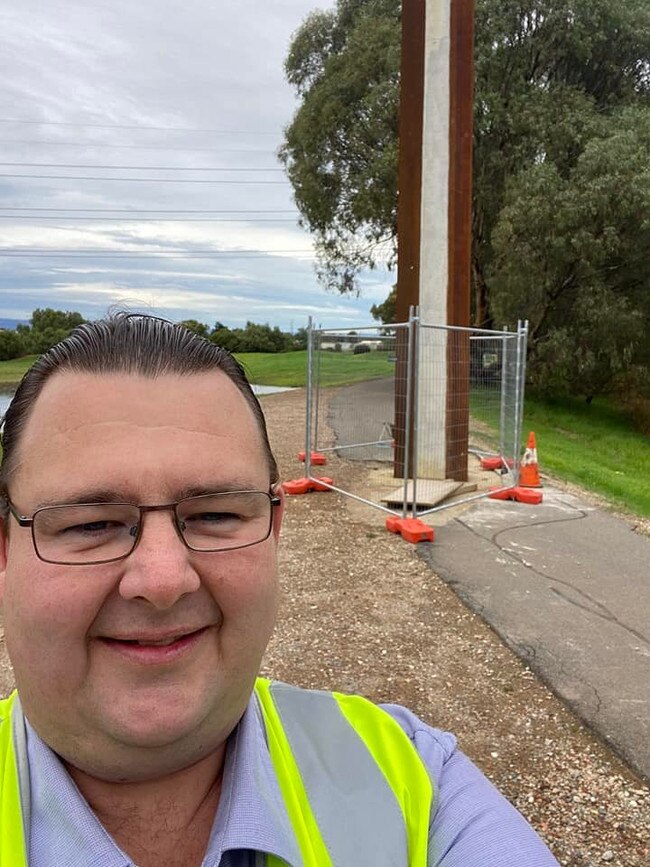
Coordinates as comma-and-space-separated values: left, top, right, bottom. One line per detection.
0, 313, 279, 514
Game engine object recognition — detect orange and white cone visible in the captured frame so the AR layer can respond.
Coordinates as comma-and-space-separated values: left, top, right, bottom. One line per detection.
519, 431, 542, 487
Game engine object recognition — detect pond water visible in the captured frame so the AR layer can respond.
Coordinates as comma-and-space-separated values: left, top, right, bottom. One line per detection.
0, 383, 292, 418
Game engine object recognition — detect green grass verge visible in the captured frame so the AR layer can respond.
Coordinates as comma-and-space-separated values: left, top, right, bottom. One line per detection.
472, 391, 650, 517
235, 350, 393, 387
0, 356, 39, 386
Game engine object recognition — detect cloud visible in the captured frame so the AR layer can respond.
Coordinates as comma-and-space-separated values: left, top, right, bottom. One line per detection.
0, 0, 395, 331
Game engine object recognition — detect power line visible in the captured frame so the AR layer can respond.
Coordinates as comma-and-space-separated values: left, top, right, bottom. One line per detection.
0, 173, 286, 184
0, 138, 278, 153
1, 207, 297, 213
0, 162, 284, 172
0, 215, 298, 223
0, 248, 314, 257
0, 118, 280, 134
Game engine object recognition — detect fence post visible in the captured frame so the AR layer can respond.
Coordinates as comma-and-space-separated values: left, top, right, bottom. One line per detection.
402, 307, 416, 518
410, 310, 421, 517
499, 331, 508, 463
305, 316, 314, 481
511, 319, 525, 486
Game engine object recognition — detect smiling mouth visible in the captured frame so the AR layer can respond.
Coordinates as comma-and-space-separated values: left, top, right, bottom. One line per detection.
101, 626, 209, 650
122, 636, 187, 647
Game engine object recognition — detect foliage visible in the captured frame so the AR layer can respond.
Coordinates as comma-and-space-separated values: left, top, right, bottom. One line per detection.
1, 308, 85, 358
282, 0, 650, 406
370, 285, 397, 323
210, 321, 293, 353
178, 319, 210, 338
0, 329, 24, 362
489, 104, 650, 398
280, 0, 400, 292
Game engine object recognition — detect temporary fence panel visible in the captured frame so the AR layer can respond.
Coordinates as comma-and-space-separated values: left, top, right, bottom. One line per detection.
307, 322, 413, 517
304, 316, 527, 520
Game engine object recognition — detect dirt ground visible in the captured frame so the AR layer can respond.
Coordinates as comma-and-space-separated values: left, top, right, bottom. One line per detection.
0, 386, 647, 866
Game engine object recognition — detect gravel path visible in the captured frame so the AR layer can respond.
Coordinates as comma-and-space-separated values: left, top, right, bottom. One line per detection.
0, 386, 647, 866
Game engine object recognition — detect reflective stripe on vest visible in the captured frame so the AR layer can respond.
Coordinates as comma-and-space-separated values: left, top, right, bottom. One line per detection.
0, 692, 28, 867
255, 678, 433, 867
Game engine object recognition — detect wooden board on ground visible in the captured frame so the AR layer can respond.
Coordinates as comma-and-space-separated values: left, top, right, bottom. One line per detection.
381, 478, 476, 510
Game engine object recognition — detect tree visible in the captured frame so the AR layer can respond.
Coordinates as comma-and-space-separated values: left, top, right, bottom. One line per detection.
0, 328, 24, 361
280, 0, 400, 293
370, 285, 397, 324
282, 0, 650, 402
489, 103, 650, 399
19, 308, 85, 354
210, 322, 292, 353
178, 319, 210, 338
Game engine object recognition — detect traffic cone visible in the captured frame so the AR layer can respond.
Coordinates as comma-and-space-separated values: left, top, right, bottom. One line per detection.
519, 431, 542, 487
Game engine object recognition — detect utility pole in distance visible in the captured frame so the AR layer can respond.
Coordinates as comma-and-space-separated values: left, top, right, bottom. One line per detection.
395, 0, 475, 484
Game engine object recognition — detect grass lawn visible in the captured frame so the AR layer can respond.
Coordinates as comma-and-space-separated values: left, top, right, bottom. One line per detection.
471, 390, 649, 517
518, 394, 650, 518
236, 349, 393, 387
0, 355, 39, 386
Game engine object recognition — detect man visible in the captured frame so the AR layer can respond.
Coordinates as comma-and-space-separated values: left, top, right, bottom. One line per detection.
0, 313, 558, 866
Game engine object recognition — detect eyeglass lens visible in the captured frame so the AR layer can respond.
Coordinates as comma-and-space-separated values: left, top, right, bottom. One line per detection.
32, 492, 273, 564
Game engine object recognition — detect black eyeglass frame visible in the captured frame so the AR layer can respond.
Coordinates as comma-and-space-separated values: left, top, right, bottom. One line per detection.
6, 490, 282, 566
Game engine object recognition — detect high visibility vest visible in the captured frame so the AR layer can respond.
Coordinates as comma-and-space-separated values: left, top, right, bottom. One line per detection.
0, 680, 434, 866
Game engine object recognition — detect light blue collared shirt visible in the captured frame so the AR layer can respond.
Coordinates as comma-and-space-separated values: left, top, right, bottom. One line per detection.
26, 696, 558, 866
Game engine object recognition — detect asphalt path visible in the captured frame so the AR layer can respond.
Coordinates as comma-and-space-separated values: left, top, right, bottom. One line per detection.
418, 487, 650, 781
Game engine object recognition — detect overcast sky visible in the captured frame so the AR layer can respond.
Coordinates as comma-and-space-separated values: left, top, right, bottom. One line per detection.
0, 0, 394, 331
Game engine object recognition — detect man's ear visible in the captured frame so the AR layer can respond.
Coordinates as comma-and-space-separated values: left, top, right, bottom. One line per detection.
0, 517, 8, 603
271, 485, 285, 541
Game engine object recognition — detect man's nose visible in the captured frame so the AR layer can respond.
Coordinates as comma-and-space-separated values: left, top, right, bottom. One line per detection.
118, 511, 201, 609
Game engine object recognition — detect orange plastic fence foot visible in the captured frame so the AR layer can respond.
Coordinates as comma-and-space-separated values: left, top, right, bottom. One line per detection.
283, 478, 312, 495
296, 451, 327, 465
283, 476, 334, 495
310, 476, 333, 492
385, 516, 435, 544
489, 486, 543, 505
512, 486, 543, 505
480, 456, 514, 471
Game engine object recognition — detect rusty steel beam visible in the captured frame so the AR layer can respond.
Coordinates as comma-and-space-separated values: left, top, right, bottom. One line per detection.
445, 0, 475, 481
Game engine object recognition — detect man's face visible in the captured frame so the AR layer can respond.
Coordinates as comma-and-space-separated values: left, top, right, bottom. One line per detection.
0, 371, 283, 781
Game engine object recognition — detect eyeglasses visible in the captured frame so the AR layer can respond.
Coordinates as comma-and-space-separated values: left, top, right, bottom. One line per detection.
6, 491, 281, 565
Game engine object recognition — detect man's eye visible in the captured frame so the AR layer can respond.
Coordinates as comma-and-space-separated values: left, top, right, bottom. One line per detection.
188, 511, 240, 524
61, 520, 123, 536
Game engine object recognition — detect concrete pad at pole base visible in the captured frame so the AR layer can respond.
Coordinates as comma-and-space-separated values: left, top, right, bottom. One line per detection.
382, 478, 466, 510
417, 486, 650, 781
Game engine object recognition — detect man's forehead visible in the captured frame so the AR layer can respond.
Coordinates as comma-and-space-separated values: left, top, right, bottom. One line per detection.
13, 369, 266, 480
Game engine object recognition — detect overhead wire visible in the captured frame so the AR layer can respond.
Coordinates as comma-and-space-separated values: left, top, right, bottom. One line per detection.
0, 138, 280, 153
0, 249, 315, 259
0, 216, 298, 222
0, 207, 297, 213
0, 118, 280, 134
0, 173, 286, 184
0, 138, 279, 153
0, 162, 284, 172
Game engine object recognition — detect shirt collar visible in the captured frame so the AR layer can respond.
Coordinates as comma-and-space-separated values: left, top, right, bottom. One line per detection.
25, 696, 301, 867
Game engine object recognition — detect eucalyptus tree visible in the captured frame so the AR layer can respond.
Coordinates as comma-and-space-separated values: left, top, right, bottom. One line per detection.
281, 0, 650, 398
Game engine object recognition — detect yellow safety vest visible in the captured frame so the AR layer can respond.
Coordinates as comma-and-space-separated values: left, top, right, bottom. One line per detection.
0, 680, 433, 866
